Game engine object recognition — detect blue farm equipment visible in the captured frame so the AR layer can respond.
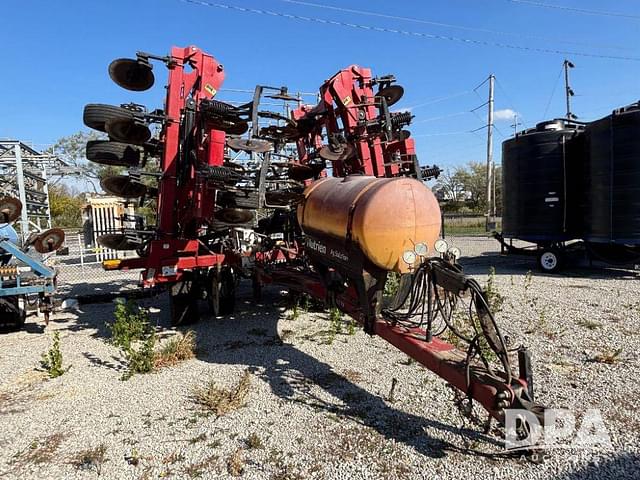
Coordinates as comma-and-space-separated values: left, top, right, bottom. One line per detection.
0, 197, 63, 329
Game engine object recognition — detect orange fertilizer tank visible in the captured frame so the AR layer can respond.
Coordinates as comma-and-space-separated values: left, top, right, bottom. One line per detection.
297, 175, 442, 273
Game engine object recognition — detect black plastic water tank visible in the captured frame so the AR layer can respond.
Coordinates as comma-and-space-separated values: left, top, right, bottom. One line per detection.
584, 102, 640, 245
502, 119, 585, 242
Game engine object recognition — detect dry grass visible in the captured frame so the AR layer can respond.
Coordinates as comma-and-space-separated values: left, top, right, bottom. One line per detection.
163, 451, 185, 464
342, 369, 363, 383
245, 432, 263, 449
71, 444, 108, 475
193, 370, 251, 416
593, 347, 623, 364
154, 331, 196, 368
189, 433, 207, 444
182, 454, 218, 478
12, 432, 67, 468
226, 448, 245, 477
577, 319, 602, 330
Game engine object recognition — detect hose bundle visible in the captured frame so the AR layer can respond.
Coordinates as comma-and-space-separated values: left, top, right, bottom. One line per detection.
381, 258, 512, 382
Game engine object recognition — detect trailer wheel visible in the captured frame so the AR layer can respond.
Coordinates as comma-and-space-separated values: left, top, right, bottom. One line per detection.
83, 104, 134, 132
538, 249, 562, 273
208, 268, 235, 317
169, 277, 200, 326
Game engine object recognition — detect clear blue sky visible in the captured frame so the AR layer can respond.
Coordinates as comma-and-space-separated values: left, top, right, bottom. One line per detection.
1, 0, 638, 170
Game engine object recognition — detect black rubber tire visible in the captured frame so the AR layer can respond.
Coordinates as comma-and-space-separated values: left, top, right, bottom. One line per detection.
86, 140, 140, 167
83, 104, 134, 132
251, 272, 262, 302
537, 249, 562, 273
217, 190, 260, 209
0, 296, 25, 331
207, 268, 235, 317
105, 118, 151, 145
169, 277, 200, 326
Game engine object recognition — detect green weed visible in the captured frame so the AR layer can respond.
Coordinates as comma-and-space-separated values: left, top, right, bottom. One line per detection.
40, 332, 70, 378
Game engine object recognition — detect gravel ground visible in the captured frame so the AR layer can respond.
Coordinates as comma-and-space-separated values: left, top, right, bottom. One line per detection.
0, 236, 639, 479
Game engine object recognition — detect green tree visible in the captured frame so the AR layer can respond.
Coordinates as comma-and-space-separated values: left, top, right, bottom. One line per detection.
433, 161, 502, 214
49, 130, 104, 166
49, 184, 85, 228
453, 161, 487, 211
47, 130, 121, 186
434, 168, 465, 202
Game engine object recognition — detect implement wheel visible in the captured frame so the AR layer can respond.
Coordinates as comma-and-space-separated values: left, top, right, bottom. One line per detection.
207, 268, 235, 317
83, 104, 134, 132
169, 275, 200, 326
86, 140, 140, 167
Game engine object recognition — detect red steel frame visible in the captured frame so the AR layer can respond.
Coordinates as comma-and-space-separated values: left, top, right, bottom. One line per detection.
119, 46, 236, 285
316, 66, 416, 178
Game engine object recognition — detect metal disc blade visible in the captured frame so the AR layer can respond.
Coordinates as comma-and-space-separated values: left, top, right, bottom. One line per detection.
209, 118, 249, 135
398, 129, 411, 141
101, 175, 148, 198
0, 197, 22, 224
109, 58, 155, 92
33, 228, 65, 254
106, 118, 151, 145
288, 164, 315, 181
260, 124, 300, 141
226, 137, 273, 153
214, 208, 254, 224
98, 233, 139, 250
319, 143, 355, 162
265, 190, 304, 206
378, 85, 404, 106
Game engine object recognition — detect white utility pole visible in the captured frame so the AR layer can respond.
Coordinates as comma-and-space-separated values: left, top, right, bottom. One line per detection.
485, 74, 495, 230
511, 113, 522, 135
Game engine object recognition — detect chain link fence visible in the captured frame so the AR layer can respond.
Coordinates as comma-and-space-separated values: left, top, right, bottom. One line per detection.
52, 231, 140, 299
51, 224, 512, 301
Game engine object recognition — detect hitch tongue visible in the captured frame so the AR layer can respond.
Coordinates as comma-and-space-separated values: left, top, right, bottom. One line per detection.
518, 346, 535, 401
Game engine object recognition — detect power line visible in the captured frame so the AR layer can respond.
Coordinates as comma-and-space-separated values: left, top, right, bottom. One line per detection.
277, 0, 631, 50
495, 77, 525, 126
413, 111, 470, 124
412, 131, 476, 137
542, 64, 565, 119
177, 0, 640, 62
404, 91, 473, 110
503, 0, 640, 20
473, 77, 491, 92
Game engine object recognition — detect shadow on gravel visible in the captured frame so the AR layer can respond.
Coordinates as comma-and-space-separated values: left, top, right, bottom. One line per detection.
555, 452, 640, 480
458, 252, 638, 280
82, 351, 127, 372
58, 293, 169, 340
56, 277, 140, 299
182, 285, 505, 460
68, 282, 507, 460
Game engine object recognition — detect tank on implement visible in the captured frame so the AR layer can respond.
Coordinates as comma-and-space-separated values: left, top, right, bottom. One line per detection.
298, 176, 441, 273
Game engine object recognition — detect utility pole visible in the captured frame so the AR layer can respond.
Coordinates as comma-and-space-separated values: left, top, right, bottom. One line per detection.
564, 59, 575, 120
485, 74, 495, 231
511, 113, 522, 135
